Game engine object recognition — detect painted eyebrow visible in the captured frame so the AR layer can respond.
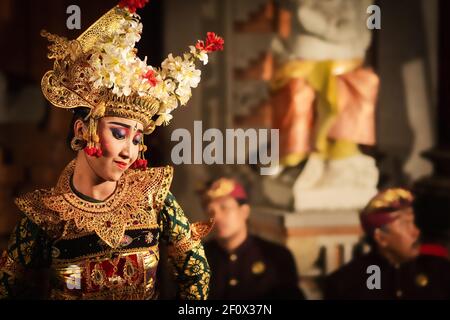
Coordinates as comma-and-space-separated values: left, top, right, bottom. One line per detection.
108, 122, 143, 134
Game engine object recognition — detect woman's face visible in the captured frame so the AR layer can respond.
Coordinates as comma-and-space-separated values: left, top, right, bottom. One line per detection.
80, 117, 144, 182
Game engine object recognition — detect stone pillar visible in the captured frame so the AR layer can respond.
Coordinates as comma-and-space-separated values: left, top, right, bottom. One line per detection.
413, 0, 450, 246
249, 206, 363, 299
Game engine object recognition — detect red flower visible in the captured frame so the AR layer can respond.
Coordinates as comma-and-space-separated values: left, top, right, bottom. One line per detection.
195, 32, 224, 53
143, 69, 158, 87
95, 148, 103, 157
118, 0, 149, 13
131, 159, 148, 170
84, 146, 103, 158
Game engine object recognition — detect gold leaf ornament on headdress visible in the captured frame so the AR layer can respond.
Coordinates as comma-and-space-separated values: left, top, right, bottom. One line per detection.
40, 1, 224, 137
40, 30, 83, 61
366, 188, 414, 212
206, 178, 235, 199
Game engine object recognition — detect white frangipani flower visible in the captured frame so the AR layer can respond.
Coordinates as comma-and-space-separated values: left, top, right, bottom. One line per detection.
86, 10, 219, 127
189, 45, 208, 65
155, 113, 173, 126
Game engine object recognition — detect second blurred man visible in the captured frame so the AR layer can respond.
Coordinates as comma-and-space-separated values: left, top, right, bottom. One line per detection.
200, 178, 305, 300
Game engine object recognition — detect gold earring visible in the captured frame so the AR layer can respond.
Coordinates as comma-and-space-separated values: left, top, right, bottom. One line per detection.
131, 137, 148, 170
83, 117, 103, 157
71, 136, 86, 151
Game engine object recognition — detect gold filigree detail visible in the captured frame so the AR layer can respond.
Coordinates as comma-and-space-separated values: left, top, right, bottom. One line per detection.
167, 219, 213, 258
51, 251, 154, 300
40, 7, 162, 134
14, 192, 64, 239
15, 159, 173, 248
41, 30, 82, 61
51, 283, 154, 300
51, 245, 158, 265
191, 218, 215, 241
169, 238, 200, 258
91, 264, 106, 287
55, 223, 159, 241
76, 7, 129, 53
0, 252, 23, 277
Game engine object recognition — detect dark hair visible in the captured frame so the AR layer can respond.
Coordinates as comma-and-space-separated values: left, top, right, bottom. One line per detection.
237, 198, 249, 206
363, 235, 377, 249
200, 178, 250, 207
412, 191, 450, 244
66, 107, 90, 149
364, 225, 390, 249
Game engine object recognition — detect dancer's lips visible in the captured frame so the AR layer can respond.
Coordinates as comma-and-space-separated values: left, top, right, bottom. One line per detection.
114, 161, 128, 170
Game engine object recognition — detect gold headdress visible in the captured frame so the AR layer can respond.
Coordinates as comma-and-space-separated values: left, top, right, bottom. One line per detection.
362, 188, 414, 215
360, 188, 414, 235
200, 178, 248, 202
41, 0, 223, 165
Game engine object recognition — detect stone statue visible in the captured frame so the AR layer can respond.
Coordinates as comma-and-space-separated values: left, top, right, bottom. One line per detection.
263, 0, 380, 210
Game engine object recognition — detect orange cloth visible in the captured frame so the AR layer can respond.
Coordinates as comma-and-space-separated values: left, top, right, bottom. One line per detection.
270, 61, 379, 165
271, 78, 315, 163
329, 67, 380, 145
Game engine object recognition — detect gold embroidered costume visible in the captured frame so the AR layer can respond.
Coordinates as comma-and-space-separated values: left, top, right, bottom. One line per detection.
0, 0, 222, 300
0, 160, 213, 299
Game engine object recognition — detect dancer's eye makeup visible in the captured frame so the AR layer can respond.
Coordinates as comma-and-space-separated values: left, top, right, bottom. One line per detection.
133, 133, 143, 145
108, 122, 143, 143
111, 127, 128, 140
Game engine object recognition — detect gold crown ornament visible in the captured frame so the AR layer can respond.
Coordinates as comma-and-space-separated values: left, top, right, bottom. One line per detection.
363, 188, 414, 216
41, 0, 224, 168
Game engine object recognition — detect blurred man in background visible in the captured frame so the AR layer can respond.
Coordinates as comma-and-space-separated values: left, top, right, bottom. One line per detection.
324, 188, 450, 299
201, 178, 305, 300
